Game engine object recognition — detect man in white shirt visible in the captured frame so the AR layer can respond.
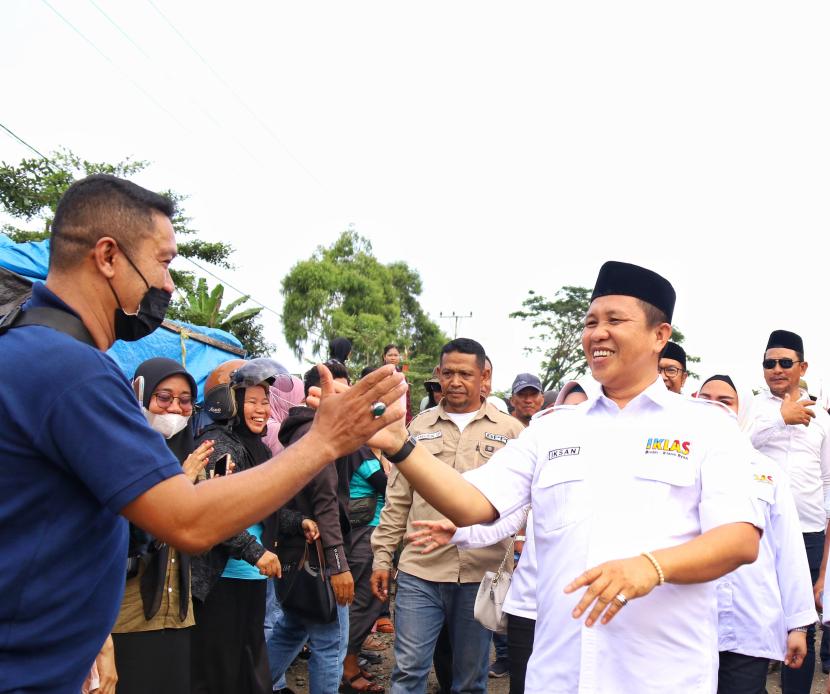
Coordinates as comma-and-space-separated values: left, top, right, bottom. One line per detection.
697, 374, 815, 693
748, 329, 830, 693
374, 260, 762, 693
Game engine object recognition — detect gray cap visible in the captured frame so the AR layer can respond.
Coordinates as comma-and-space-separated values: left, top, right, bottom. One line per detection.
511, 373, 543, 395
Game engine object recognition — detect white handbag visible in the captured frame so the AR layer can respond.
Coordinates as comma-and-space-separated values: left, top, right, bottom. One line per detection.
473, 509, 529, 634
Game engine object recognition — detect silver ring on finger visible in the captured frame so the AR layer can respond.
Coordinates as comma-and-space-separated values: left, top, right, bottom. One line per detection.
614, 593, 628, 607
371, 401, 387, 418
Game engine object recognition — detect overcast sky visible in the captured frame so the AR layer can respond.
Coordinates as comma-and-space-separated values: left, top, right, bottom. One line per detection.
3, 1, 829, 399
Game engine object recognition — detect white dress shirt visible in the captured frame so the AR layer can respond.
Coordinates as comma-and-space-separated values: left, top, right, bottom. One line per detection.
748, 390, 830, 532
463, 378, 760, 694
451, 506, 538, 620
717, 445, 816, 660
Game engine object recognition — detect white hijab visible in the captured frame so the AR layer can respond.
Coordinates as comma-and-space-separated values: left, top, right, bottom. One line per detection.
697, 373, 757, 433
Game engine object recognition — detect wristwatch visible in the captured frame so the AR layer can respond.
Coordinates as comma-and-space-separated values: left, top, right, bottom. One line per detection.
386, 435, 418, 464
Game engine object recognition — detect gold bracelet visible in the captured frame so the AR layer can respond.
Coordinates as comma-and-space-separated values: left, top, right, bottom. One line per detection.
641, 551, 665, 585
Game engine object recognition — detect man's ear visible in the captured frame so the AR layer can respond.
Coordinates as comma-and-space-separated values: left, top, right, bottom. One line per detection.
93, 237, 119, 279
433, 365, 440, 378
655, 322, 673, 354
800, 361, 809, 377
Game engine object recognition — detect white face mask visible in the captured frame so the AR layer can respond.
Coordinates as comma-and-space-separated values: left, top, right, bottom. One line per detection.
144, 409, 191, 439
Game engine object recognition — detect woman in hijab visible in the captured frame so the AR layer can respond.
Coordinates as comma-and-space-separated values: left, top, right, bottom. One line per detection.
110, 357, 214, 694
262, 375, 305, 456
191, 362, 317, 694
329, 336, 352, 365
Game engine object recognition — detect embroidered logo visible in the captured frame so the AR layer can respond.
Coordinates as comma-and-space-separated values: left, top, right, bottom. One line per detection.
485, 432, 508, 445
548, 446, 581, 460
415, 431, 442, 441
754, 473, 774, 485
644, 438, 691, 458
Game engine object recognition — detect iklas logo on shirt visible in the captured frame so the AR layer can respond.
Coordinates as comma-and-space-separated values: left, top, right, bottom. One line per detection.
548, 446, 581, 460
645, 437, 691, 458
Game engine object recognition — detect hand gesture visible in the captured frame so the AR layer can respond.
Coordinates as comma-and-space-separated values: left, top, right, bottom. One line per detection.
564, 555, 662, 627
302, 519, 320, 543
370, 569, 392, 602
785, 629, 807, 669
781, 393, 816, 427
256, 551, 282, 578
305, 364, 408, 459
183, 440, 213, 482
330, 570, 355, 606
407, 519, 458, 554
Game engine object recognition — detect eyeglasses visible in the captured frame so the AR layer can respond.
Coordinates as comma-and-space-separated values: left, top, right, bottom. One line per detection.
658, 366, 684, 377
153, 391, 193, 408
762, 358, 801, 370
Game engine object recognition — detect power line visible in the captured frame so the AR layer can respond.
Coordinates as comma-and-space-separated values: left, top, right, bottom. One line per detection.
40, 0, 188, 131
83, 0, 267, 167
144, 0, 323, 187
0, 123, 55, 167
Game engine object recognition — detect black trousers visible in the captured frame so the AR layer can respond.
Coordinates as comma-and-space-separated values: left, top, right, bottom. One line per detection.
112, 627, 191, 694
191, 578, 270, 694
348, 524, 384, 654
507, 613, 535, 694
717, 651, 769, 694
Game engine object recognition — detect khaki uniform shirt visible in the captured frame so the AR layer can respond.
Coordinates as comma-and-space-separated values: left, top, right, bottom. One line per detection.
112, 549, 195, 633
372, 399, 524, 583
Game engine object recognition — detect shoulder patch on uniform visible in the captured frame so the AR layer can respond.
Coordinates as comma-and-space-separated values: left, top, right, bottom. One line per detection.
414, 431, 442, 441
484, 432, 508, 444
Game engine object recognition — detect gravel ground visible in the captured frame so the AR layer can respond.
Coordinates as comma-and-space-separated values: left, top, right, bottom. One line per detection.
281, 629, 828, 693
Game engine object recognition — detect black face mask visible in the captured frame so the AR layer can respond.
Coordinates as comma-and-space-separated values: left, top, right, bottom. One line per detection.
108, 247, 172, 342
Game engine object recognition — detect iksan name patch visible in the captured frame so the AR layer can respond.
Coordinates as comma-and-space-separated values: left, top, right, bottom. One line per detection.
414, 431, 442, 441
548, 447, 581, 460
485, 432, 508, 445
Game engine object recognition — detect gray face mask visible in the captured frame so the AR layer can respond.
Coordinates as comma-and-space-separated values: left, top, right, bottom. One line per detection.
108, 247, 172, 342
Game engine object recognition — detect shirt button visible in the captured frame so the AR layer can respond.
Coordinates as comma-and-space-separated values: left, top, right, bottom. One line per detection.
168, 587, 173, 593
171, 558, 175, 563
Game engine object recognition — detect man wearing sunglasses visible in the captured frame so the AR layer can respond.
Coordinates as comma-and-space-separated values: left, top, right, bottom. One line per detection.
749, 329, 830, 694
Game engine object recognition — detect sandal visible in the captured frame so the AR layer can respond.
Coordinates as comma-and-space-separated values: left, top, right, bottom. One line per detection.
374, 617, 394, 634
342, 674, 385, 693
362, 635, 387, 651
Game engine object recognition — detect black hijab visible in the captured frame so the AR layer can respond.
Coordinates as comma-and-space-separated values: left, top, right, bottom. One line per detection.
134, 357, 197, 464
132, 357, 198, 620
233, 384, 272, 466
329, 336, 352, 364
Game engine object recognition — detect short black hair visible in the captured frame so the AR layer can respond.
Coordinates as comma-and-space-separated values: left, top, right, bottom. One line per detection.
50, 174, 175, 271
440, 338, 486, 370
382, 344, 398, 356
360, 366, 378, 379
304, 360, 350, 396
636, 299, 669, 328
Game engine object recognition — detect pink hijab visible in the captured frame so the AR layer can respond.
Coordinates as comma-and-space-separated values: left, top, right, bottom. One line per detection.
263, 375, 306, 456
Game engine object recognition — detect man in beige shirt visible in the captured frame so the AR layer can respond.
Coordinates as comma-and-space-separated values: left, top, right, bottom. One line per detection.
371, 338, 523, 694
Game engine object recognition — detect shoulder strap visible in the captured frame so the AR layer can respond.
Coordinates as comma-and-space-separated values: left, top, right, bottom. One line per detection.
0, 305, 96, 347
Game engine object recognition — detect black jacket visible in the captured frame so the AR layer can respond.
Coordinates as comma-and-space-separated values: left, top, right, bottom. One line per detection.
277, 406, 351, 574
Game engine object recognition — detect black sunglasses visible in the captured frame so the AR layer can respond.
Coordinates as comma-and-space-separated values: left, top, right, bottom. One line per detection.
762, 358, 801, 370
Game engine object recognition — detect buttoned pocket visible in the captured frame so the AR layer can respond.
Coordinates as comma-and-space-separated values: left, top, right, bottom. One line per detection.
533, 460, 588, 532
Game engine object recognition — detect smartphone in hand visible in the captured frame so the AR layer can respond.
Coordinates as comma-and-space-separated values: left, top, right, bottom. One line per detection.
213, 453, 230, 477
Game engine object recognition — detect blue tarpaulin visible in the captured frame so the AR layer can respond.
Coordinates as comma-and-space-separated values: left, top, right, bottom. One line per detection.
0, 234, 246, 399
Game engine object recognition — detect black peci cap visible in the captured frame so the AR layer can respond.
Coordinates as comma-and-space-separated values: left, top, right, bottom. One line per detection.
766, 329, 804, 356
660, 341, 687, 370
590, 261, 676, 323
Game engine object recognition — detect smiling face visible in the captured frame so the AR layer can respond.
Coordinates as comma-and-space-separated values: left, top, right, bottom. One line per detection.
697, 379, 739, 414
582, 295, 671, 398
763, 347, 807, 398
243, 385, 270, 434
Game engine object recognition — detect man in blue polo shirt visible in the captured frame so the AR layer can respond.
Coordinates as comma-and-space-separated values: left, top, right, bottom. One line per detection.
0, 174, 407, 693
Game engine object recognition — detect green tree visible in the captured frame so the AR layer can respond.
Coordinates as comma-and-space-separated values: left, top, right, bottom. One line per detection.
281, 230, 447, 386
0, 148, 272, 355
511, 285, 700, 390
169, 277, 273, 357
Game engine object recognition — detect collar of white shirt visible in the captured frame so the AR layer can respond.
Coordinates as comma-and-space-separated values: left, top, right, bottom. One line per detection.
585, 375, 673, 414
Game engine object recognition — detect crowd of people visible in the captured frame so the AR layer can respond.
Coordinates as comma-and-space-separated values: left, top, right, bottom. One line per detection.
1, 173, 829, 694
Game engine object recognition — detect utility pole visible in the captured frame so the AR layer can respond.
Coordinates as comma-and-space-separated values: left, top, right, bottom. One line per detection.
439, 311, 472, 339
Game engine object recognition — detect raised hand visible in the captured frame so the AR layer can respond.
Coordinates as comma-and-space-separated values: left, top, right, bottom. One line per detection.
781, 392, 816, 426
